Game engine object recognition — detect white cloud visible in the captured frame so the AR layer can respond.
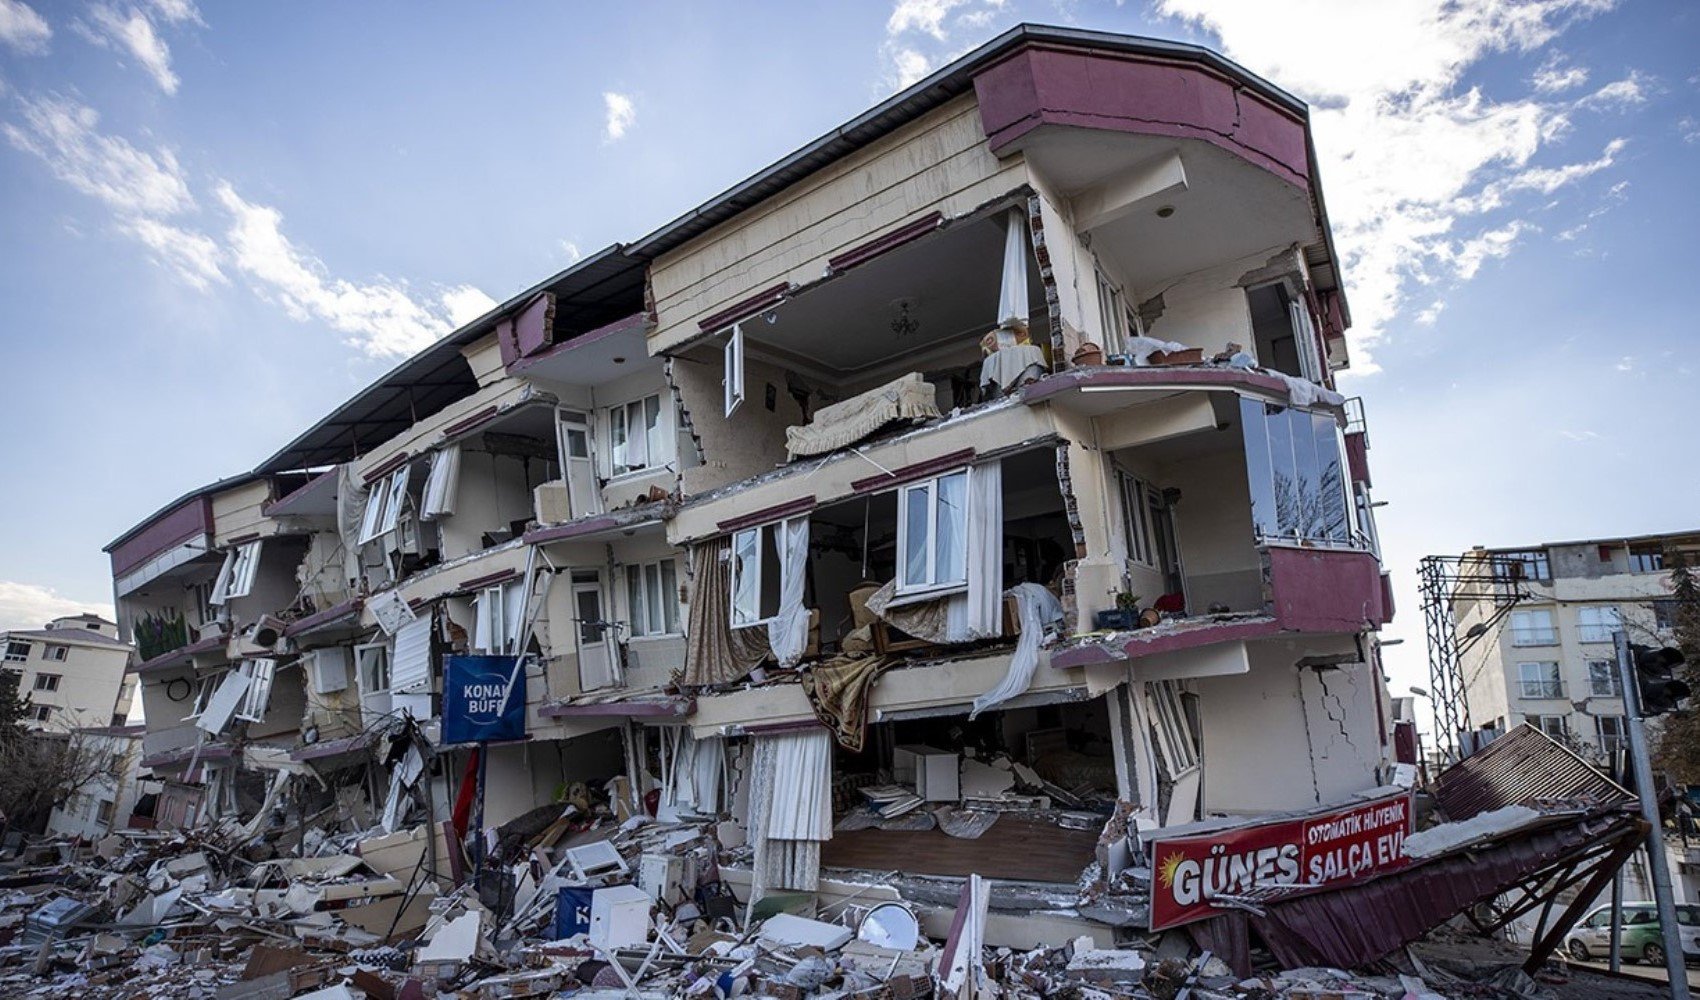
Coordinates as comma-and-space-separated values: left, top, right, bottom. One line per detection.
1415, 302, 1445, 326
1560, 428, 1601, 441
1681, 116, 1700, 145
1615, 355, 1636, 372
1153, 0, 1624, 370
82, 4, 180, 95
441, 285, 497, 327
148, 0, 202, 25
878, 0, 1011, 91
3, 94, 194, 217
559, 240, 583, 264
119, 217, 224, 289
1575, 71, 1651, 110
0, 0, 51, 55
887, 0, 969, 41
0, 581, 112, 633
215, 182, 490, 359
1531, 53, 1587, 93
602, 91, 635, 143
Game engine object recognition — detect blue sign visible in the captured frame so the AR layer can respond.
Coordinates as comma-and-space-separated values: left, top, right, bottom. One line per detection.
555, 886, 594, 939
442, 655, 526, 744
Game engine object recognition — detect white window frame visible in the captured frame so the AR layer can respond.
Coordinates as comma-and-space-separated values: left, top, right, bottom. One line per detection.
359, 465, 411, 545
1596, 715, 1628, 755
1119, 471, 1156, 567
1509, 609, 1557, 647
475, 586, 509, 654
3, 641, 28, 663
32, 704, 51, 723
420, 445, 460, 521
731, 518, 802, 629
33, 673, 60, 693
1518, 661, 1563, 700
1587, 660, 1622, 698
605, 393, 671, 479
355, 642, 391, 696
234, 659, 276, 723
1094, 267, 1127, 356
1577, 605, 1622, 644
210, 540, 263, 606
627, 558, 681, 638
44, 644, 67, 662
1530, 714, 1569, 740
1629, 547, 1665, 574
1147, 680, 1200, 774
184, 672, 224, 719
895, 468, 971, 599
724, 323, 745, 417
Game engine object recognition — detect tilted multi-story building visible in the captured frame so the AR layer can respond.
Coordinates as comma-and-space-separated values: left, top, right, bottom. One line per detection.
1451, 530, 1697, 760
104, 26, 1394, 922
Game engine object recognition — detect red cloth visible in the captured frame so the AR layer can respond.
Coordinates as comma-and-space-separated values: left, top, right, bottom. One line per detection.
450, 747, 480, 839
1154, 592, 1186, 614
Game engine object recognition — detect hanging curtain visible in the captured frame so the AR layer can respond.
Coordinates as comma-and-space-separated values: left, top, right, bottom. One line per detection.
683, 541, 771, 686
970, 582, 1064, 719
335, 463, 368, 584
748, 730, 831, 906
996, 207, 1029, 329
768, 518, 811, 668
955, 459, 1004, 640
663, 730, 726, 818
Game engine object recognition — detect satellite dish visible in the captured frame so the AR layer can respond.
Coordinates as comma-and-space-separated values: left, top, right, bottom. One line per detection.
857, 902, 920, 951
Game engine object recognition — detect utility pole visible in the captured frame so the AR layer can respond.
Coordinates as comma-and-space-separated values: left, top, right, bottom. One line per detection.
1616, 629, 1690, 999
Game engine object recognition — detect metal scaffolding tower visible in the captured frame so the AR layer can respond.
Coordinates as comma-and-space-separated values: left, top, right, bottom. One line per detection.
1418, 553, 1530, 761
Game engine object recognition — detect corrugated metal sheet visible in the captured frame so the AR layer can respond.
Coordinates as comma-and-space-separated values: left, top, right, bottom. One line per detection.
1430, 724, 1631, 820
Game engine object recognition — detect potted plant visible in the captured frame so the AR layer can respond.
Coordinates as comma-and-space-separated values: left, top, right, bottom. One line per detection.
1095, 591, 1142, 631
1072, 342, 1105, 367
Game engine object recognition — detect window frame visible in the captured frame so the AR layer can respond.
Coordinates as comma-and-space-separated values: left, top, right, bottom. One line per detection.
234, 659, 276, 723
33, 673, 60, 693
1587, 659, 1622, 698
606, 392, 671, 479
43, 644, 67, 662
895, 468, 971, 599
1119, 470, 1155, 567
355, 642, 391, 696
724, 323, 745, 417
1147, 680, 1200, 775
210, 540, 264, 605
1576, 605, 1622, 644
730, 517, 803, 629
1094, 266, 1127, 356
1494, 549, 1551, 584
1518, 661, 1564, 700
4, 640, 31, 663
1629, 546, 1665, 574
31, 704, 51, 723
627, 558, 681, 638
1530, 714, 1569, 739
1596, 715, 1628, 756
1509, 609, 1558, 647
358, 465, 411, 545
183, 672, 223, 719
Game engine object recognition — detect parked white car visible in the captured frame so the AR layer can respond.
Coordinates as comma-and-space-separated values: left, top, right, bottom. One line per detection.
1564, 902, 1700, 965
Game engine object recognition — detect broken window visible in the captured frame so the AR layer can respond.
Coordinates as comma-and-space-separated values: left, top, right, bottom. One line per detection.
356, 642, 391, 695
1246, 283, 1321, 381
608, 394, 669, 477
1630, 545, 1665, 574
420, 445, 461, 521
1239, 399, 1350, 545
1493, 549, 1550, 584
1517, 662, 1563, 699
897, 469, 969, 597
724, 323, 745, 417
1576, 606, 1622, 644
33, 673, 60, 692
390, 615, 434, 693
731, 518, 801, 628
184, 672, 222, 719
210, 540, 263, 605
1509, 609, 1557, 647
627, 558, 681, 637
1596, 715, 1627, 755
234, 659, 276, 723
359, 465, 411, 545
1587, 660, 1622, 697
1146, 680, 1200, 774
3, 640, 28, 662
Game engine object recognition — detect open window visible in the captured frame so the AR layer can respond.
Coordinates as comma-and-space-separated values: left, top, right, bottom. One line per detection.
359, 465, 411, 544
234, 659, 276, 723
724, 323, 745, 417
555, 408, 602, 519
210, 540, 263, 605
474, 581, 527, 654
1147, 680, 1200, 775
420, 445, 461, 521
607, 394, 671, 478
897, 469, 969, 598
731, 519, 801, 628
183, 672, 222, 720
1246, 283, 1321, 382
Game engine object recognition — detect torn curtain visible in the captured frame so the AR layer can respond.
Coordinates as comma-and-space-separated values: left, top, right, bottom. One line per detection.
748, 729, 832, 903
861, 459, 1004, 644
767, 518, 811, 669
970, 582, 1064, 718
683, 540, 771, 686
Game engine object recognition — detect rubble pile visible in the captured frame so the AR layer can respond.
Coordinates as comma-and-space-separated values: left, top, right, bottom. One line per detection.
0, 809, 1656, 1000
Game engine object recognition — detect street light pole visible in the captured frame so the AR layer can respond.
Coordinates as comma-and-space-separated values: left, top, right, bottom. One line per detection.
1616, 630, 1690, 999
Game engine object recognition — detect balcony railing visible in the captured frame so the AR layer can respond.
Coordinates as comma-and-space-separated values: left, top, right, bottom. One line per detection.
1519, 680, 1565, 699
1510, 627, 1558, 647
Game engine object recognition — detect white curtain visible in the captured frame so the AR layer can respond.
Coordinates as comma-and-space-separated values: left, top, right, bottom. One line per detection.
664, 730, 725, 818
767, 518, 811, 667
748, 729, 831, 904
421, 445, 460, 520
971, 582, 1065, 719
943, 460, 1004, 641
996, 207, 1029, 329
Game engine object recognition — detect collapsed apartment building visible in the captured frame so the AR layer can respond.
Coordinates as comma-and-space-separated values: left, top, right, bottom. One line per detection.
81, 26, 1644, 994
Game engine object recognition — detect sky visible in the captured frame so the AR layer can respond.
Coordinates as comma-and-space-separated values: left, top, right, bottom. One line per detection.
1, 0, 1697, 707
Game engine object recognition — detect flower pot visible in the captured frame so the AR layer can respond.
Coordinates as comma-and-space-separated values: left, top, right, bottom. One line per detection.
1072, 343, 1105, 367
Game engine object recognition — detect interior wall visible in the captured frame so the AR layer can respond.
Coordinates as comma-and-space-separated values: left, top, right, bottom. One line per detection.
229, 537, 309, 625
1136, 254, 1260, 355
247, 663, 308, 739
1159, 444, 1261, 613
673, 352, 805, 498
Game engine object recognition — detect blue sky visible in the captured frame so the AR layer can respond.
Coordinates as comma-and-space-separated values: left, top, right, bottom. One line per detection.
1, 0, 1696, 702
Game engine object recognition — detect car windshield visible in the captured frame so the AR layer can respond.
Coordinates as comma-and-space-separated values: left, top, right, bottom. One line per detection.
1678, 907, 1700, 926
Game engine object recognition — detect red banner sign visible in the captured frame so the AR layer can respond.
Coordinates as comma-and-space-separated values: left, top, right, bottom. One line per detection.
1148, 792, 1415, 930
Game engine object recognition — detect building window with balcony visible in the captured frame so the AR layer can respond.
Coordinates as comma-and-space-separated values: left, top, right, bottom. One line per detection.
1529, 714, 1568, 740
1493, 549, 1550, 584
1509, 609, 1558, 646
1518, 661, 1563, 699
732, 518, 806, 627
33, 673, 60, 693
43, 644, 67, 662
1587, 660, 1623, 697
1629, 545, 1665, 574
1239, 399, 1351, 545
607, 394, 671, 478
627, 558, 681, 638
4, 640, 30, 662
1576, 605, 1622, 643
1596, 715, 1628, 757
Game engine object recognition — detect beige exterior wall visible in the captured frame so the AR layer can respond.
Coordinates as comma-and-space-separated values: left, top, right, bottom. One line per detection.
1, 625, 133, 731
648, 95, 1029, 355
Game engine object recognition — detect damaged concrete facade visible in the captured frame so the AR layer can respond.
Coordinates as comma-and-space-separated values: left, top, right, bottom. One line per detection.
102, 26, 1397, 955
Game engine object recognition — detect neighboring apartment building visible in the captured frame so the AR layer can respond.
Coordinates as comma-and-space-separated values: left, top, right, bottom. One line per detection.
45, 723, 146, 841
1452, 530, 1698, 761
0, 613, 134, 730
103, 26, 1394, 915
